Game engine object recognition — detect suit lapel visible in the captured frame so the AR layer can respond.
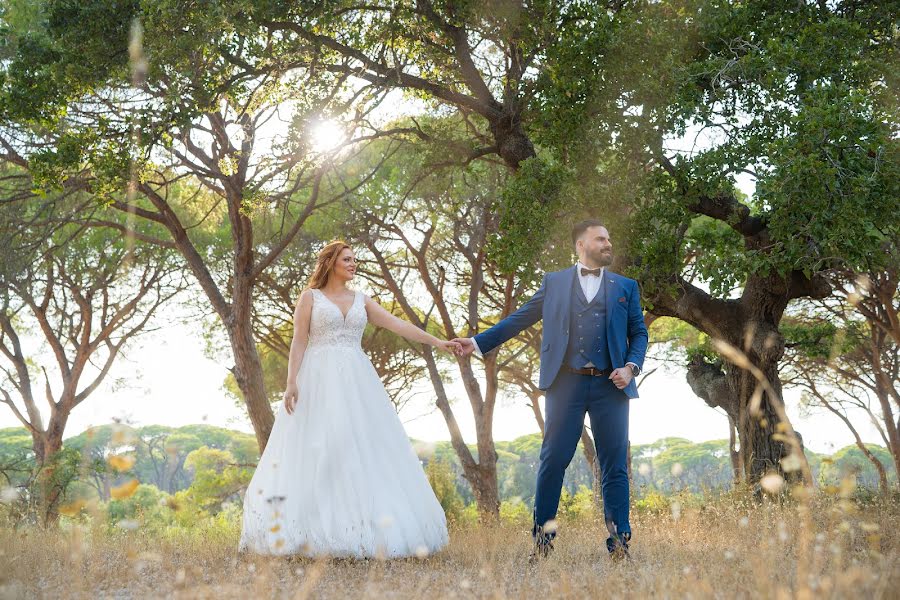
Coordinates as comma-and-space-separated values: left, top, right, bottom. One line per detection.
559, 266, 577, 334
605, 272, 618, 328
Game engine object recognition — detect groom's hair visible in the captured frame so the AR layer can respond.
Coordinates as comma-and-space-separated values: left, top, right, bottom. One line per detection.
572, 219, 605, 245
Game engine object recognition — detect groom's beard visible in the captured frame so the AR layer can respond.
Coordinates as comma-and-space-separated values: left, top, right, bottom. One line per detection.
588, 249, 614, 267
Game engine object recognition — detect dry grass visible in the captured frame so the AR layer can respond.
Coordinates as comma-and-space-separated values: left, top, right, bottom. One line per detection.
1, 496, 898, 599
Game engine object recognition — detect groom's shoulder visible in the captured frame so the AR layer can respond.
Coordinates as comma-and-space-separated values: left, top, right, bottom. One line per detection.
546, 266, 575, 279
607, 271, 638, 288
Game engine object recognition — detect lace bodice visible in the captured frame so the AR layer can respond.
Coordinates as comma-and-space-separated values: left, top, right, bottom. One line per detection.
307, 289, 367, 350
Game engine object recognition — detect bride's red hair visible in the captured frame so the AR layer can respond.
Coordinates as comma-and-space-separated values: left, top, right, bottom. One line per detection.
307, 240, 352, 290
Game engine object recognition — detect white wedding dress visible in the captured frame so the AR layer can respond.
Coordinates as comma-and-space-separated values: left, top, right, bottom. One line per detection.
239, 289, 449, 558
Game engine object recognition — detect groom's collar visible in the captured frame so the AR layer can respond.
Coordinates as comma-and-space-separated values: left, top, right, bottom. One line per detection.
575, 261, 605, 278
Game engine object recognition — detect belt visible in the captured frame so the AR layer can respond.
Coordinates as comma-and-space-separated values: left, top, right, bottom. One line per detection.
565, 366, 612, 377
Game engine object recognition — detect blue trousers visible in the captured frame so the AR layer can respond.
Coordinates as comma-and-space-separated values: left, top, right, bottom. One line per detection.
533, 370, 631, 541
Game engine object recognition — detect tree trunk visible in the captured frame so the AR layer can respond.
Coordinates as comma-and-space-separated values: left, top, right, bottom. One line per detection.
686, 355, 745, 485
872, 360, 900, 490
32, 426, 65, 526
819, 395, 892, 494
726, 360, 801, 483
468, 464, 500, 519
229, 321, 275, 453
488, 114, 535, 170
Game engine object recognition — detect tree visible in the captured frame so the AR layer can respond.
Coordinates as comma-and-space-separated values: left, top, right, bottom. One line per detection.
509, 1, 898, 484
781, 251, 900, 492
0, 0, 395, 452
0, 218, 181, 462
819, 444, 897, 491
245, 1, 594, 171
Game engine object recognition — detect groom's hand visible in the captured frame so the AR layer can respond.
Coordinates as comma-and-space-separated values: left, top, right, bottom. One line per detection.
609, 367, 633, 390
451, 338, 475, 357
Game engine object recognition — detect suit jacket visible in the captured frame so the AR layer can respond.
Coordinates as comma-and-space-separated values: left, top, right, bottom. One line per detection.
474, 266, 649, 398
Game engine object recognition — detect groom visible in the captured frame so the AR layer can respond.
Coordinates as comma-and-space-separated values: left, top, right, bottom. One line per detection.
454, 219, 648, 560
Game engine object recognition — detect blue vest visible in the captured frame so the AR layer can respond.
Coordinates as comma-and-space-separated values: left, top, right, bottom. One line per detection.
564, 271, 612, 370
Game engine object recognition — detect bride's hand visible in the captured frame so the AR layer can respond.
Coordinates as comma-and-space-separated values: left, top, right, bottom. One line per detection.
436, 339, 462, 355
283, 384, 299, 415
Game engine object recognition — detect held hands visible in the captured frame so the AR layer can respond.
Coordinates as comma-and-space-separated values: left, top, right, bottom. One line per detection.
436, 339, 463, 355
450, 338, 475, 357
283, 383, 299, 415
609, 367, 634, 390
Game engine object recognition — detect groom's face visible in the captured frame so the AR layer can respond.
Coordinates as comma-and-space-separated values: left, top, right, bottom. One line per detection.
577, 226, 613, 267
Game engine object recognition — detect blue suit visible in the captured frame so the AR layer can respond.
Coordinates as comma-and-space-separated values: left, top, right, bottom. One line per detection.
474, 266, 649, 542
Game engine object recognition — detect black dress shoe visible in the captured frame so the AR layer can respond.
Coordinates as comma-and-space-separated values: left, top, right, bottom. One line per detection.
529, 539, 554, 564
529, 524, 555, 563
606, 532, 631, 561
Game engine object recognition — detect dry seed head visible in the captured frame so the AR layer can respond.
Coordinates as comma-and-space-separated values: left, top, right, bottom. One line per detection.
107, 454, 136, 472
712, 339, 752, 370
0, 487, 19, 503
58, 499, 88, 516
781, 454, 803, 472
760, 473, 785, 494
750, 386, 764, 418
110, 479, 140, 500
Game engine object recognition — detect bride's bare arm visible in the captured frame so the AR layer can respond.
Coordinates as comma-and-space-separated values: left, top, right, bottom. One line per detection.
284, 290, 313, 414
363, 295, 459, 353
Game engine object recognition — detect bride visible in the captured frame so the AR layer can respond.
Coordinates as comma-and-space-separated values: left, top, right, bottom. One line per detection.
239, 240, 456, 558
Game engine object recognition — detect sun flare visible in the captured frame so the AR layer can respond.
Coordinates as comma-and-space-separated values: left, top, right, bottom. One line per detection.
309, 119, 346, 153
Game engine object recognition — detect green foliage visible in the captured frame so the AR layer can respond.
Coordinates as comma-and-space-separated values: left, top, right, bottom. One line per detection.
490, 156, 567, 275
498, 497, 531, 527
178, 447, 252, 514
819, 445, 897, 490
557, 485, 596, 524
780, 319, 843, 361
634, 489, 671, 514
106, 483, 173, 529
526, 1, 900, 296
0, 427, 35, 487
425, 459, 465, 525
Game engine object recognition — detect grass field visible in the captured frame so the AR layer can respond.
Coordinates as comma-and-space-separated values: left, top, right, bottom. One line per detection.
1, 495, 898, 599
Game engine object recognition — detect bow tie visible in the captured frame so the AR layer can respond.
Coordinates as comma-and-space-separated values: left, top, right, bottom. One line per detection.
580, 267, 603, 277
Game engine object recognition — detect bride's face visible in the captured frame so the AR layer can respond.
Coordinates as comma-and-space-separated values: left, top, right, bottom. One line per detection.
331, 248, 357, 282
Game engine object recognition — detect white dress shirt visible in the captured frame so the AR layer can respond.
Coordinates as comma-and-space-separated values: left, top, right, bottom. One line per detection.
576, 261, 604, 303
469, 263, 639, 376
